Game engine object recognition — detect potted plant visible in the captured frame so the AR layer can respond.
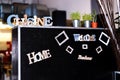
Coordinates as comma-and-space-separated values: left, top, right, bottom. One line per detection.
91, 10, 98, 28
70, 11, 81, 27
82, 13, 92, 28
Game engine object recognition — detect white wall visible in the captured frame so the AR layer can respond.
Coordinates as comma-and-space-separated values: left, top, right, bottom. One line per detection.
0, 0, 118, 19
39, 0, 92, 19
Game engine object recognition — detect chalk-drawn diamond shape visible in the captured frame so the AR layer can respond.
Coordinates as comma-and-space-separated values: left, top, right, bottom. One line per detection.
66, 46, 74, 54
96, 46, 103, 54
99, 32, 110, 46
55, 31, 69, 46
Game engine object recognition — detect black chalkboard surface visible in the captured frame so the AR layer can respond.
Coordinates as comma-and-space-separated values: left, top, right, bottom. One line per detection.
12, 26, 117, 80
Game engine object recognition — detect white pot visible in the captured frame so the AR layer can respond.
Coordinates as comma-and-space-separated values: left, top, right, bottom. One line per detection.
72, 20, 80, 27
84, 20, 91, 28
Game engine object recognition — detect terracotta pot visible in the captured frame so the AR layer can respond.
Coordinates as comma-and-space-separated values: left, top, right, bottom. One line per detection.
91, 22, 98, 28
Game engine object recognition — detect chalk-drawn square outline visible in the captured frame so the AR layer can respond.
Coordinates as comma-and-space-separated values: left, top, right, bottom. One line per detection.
82, 44, 88, 49
96, 46, 103, 54
66, 45, 74, 54
99, 32, 110, 46
55, 31, 69, 46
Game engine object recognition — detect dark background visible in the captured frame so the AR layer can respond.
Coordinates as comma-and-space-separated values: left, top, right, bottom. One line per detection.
12, 27, 117, 80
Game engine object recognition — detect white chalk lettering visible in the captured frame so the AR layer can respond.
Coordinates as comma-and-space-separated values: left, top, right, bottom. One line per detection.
78, 55, 93, 61
26, 49, 52, 64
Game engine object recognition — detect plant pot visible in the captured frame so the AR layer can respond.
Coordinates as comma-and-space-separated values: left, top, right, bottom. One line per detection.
84, 20, 91, 28
72, 20, 80, 27
92, 22, 98, 28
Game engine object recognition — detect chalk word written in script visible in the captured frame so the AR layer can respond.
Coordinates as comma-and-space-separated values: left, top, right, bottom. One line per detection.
7, 14, 53, 27
26, 49, 52, 65
78, 55, 93, 61
73, 34, 96, 42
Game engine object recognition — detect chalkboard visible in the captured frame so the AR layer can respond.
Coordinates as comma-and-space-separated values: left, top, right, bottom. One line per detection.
12, 27, 117, 80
